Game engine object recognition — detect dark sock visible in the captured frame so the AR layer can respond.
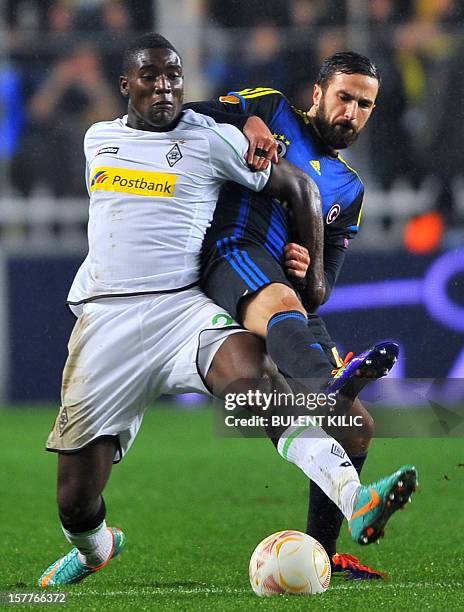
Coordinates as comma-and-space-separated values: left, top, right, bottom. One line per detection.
60, 497, 106, 533
266, 311, 332, 384
350, 453, 368, 475
307, 453, 368, 561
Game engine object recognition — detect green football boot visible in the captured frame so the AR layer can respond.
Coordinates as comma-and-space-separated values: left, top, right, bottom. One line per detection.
349, 465, 418, 545
39, 527, 125, 587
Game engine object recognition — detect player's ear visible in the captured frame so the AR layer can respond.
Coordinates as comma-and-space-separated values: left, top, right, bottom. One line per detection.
312, 83, 322, 108
120, 75, 129, 97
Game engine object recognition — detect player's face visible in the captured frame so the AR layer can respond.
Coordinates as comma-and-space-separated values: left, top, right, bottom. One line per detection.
120, 48, 184, 131
312, 72, 378, 149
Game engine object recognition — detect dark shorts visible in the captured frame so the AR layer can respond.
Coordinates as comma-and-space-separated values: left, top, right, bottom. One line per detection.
202, 242, 292, 318
201, 242, 341, 369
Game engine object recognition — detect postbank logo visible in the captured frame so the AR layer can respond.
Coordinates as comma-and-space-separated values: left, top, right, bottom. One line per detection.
90, 166, 177, 197
91, 170, 109, 187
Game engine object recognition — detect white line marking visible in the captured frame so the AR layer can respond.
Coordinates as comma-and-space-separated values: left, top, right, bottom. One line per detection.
71, 582, 464, 597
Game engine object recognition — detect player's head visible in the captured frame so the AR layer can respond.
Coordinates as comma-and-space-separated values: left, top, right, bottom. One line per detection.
120, 32, 184, 131
310, 51, 380, 150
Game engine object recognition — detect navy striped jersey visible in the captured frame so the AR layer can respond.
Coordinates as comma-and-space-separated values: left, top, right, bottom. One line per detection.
188, 88, 364, 289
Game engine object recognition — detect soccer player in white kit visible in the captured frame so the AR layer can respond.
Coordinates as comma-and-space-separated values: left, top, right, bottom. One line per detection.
39, 33, 417, 588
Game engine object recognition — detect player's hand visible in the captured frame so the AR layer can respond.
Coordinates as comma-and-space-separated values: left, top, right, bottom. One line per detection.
284, 243, 310, 279
244, 116, 279, 171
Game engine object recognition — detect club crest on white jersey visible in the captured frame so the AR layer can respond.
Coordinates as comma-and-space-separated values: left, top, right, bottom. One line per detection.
68, 110, 271, 305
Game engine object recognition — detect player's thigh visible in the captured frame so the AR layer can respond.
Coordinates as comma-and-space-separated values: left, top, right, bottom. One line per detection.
201, 242, 295, 323
205, 331, 276, 396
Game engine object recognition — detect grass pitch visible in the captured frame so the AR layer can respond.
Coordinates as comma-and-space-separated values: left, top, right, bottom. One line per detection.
1, 405, 463, 611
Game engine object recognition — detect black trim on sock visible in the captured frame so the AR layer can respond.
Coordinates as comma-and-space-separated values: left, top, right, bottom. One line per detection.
60, 497, 107, 534
350, 453, 367, 474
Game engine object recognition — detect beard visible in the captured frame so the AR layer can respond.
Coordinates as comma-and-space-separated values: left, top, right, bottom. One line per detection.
313, 99, 360, 150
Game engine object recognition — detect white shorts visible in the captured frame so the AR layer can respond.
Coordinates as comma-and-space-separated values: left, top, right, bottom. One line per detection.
46, 289, 247, 461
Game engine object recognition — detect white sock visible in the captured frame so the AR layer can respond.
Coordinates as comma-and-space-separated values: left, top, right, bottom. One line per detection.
62, 520, 113, 568
277, 425, 360, 520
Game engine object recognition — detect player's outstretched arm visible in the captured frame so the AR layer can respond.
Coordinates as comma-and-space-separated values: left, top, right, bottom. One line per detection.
185, 101, 277, 169
263, 160, 325, 310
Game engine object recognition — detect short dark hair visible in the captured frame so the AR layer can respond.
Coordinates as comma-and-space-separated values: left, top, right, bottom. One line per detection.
122, 32, 181, 74
316, 51, 380, 90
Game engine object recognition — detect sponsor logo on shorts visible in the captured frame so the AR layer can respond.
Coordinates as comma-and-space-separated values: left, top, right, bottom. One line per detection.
211, 313, 234, 326
90, 167, 177, 197
330, 443, 346, 459
327, 203, 341, 224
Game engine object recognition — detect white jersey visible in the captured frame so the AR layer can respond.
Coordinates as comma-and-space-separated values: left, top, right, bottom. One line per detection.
68, 109, 271, 304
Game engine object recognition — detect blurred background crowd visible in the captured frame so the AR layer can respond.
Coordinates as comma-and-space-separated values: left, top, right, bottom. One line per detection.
1, 0, 464, 251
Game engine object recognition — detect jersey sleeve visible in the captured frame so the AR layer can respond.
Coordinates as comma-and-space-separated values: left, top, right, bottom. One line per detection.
83, 125, 99, 195
183, 100, 250, 131
207, 122, 271, 192
85, 161, 91, 196
83, 123, 100, 162
322, 242, 347, 303
217, 88, 287, 125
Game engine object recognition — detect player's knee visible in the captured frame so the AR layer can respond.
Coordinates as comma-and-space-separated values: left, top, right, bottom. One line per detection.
362, 409, 375, 441
233, 336, 277, 384
261, 283, 304, 315
339, 399, 375, 455
353, 399, 375, 441
256, 355, 280, 394
242, 283, 305, 333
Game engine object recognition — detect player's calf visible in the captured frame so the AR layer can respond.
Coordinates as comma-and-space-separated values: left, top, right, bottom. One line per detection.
241, 282, 306, 338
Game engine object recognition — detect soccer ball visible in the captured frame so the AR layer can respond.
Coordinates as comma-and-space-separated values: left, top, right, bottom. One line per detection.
249, 530, 331, 596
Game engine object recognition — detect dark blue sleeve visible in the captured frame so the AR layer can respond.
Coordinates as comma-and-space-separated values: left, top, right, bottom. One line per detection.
322, 242, 347, 303
183, 100, 250, 131
226, 88, 286, 125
